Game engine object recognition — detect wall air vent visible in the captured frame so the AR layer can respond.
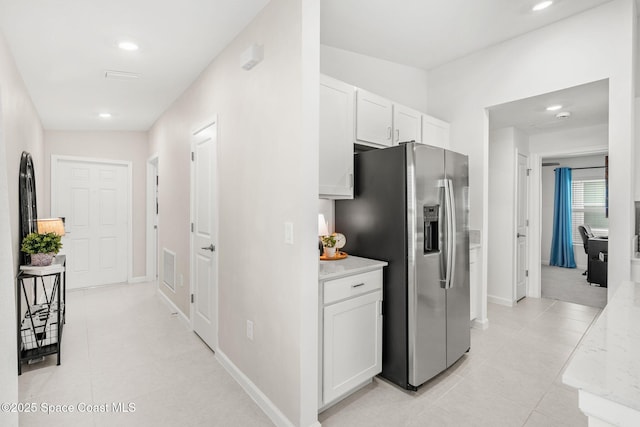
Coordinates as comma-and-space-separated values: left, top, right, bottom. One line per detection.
162, 248, 176, 291
104, 70, 140, 81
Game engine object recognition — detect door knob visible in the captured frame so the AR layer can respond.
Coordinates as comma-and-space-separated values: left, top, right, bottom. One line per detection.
201, 244, 215, 252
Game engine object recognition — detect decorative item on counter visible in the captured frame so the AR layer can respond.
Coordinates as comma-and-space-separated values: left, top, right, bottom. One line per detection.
21, 218, 65, 266
318, 213, 348, 260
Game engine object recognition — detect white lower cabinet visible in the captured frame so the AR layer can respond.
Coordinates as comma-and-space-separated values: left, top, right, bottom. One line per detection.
319, 268, 383, 410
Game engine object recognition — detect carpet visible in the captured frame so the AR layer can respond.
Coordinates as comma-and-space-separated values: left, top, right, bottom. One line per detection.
541, 264, 607, 309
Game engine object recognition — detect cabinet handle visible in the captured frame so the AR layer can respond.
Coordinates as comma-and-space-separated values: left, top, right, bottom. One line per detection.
352, 283, 365, 288
386, 127, 392, 140
395, 129, 400, 142
349, 173, 354, 189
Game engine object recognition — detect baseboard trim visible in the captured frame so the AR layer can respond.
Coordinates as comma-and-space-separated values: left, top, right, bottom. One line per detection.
128, 276, 148, 284
156, 288, 190, 325
472, 318, 490, 330
216, 349, 298, 427
487, 295, 515, 307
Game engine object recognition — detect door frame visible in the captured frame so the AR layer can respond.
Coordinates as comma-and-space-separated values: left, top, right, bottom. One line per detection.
528, 145, 608, 299
51, 155, 133, 282
146, 154, 159, 282
514, 150, 529, 301
189, 116, 219, 350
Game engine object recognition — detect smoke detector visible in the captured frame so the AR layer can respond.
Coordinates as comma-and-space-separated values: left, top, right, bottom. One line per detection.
555, 111, 571, 119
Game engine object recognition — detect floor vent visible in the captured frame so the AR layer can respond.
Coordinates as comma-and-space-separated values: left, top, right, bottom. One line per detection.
162, 248, 176, 290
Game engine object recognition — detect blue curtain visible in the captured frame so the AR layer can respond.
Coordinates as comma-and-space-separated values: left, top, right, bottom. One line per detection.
550, 167, 576, 268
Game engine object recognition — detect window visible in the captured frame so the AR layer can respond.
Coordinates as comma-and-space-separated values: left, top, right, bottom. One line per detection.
572, 179, 608, 242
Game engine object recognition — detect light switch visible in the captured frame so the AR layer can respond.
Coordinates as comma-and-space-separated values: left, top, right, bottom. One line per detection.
284, 222, 294, 244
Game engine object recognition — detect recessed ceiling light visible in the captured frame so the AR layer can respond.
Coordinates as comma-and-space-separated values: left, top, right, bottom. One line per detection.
118, 41, 139, 51
98, 113, 112, 119
555, 111, 571, 119
532, 1, 553, 12
546, 105, 563, 111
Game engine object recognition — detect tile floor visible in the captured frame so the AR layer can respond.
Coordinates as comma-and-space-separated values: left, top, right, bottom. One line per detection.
18, 281, 600, 427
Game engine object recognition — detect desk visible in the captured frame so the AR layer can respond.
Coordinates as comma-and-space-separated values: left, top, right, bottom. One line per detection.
16, 255, 66, 374
587, 238, 607, 287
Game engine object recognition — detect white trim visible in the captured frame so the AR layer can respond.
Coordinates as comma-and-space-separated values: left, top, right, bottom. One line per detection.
156, 287, 190, 325
146, 154, 159, 282
472, 318, 489, 330
216, 349, 312, 427
51, 155, 133, 284
128, 276, 148, 284
487, 295, 515, 307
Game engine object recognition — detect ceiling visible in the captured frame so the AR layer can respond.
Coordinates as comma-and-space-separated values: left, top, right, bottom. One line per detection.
0, 0, 630, 131
0, 0, 269, 130
488, 80, 609, 135
321, 0, 617, 71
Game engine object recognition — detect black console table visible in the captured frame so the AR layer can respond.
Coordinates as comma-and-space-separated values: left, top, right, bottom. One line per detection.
587, 238, 607, 287
16, 255, 66, 374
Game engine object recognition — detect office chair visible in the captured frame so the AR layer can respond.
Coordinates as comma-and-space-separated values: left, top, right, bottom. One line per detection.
578, 225, 594, 276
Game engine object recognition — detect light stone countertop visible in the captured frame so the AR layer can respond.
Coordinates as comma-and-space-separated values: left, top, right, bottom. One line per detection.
319, 255, 387, 281
563, 281, 640, 413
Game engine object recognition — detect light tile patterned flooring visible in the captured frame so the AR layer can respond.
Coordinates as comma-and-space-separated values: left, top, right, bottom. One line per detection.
19, 281, 600, 426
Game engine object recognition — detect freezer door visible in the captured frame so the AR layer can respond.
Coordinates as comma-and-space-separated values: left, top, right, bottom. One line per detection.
408, 143, 447, 387
445, 150, 471, 367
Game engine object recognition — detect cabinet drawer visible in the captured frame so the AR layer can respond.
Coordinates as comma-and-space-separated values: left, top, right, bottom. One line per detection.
323, 270, 382, 305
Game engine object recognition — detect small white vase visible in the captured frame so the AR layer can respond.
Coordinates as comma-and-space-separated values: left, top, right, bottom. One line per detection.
323, 247, 336, 258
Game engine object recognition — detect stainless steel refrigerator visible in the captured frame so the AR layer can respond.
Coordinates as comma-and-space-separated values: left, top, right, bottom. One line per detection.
335, 142, 470, 390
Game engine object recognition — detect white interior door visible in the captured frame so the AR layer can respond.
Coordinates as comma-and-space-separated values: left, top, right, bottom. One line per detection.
191, 121, 218, 350
52, 157, 129, 289
516, 153, 529, 301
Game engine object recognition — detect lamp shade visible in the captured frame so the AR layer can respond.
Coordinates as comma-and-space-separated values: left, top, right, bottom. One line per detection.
36, 218, 65, 236
318, 214, 329, 236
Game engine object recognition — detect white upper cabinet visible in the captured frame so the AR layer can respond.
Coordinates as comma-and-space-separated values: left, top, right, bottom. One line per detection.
320, 75, 355, 199
422, 114, 450, 148
393, 104, 422, 145
355, 89, 393, 148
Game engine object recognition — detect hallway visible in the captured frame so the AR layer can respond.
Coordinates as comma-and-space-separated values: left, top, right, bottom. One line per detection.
18, 281, 600, 426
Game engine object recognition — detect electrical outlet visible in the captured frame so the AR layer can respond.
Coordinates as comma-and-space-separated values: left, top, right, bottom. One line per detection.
246, 320, 254, 341
284, 222, 294, 244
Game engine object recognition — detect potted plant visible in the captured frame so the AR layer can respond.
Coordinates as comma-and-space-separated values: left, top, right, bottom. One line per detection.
320, 234, 337, 258
21, 232, 63, 266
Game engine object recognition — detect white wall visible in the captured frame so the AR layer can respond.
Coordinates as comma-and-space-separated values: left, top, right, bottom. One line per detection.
148, 0, 319, 425
488, 127, 529, 305
43, 130, 149, 279
320, 44, 429, 113
427, 0, 636, 305
540, 154, 608, 268
0, 31, 44, 427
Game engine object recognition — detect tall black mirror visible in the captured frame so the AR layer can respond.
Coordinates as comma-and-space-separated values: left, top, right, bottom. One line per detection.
19, 151, 37, 265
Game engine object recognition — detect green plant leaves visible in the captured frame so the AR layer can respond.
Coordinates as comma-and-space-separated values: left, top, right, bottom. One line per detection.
21, 232, 63, 254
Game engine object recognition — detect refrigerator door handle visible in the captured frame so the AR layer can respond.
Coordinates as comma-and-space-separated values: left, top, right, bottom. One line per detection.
438, 180, 447, 288
446, 179, 457, 289
443, 179, 454, 289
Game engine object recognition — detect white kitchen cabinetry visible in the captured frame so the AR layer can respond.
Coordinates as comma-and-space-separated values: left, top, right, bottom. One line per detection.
393, 104, 422, 144
320, 75, 355, 199
470, 245, 480, 321
355, 89, 393, 148
422, 114, 450, 148
318, 257, 386, 411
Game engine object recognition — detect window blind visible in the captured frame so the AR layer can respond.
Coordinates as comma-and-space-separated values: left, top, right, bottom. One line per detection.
571, 179, 608, 242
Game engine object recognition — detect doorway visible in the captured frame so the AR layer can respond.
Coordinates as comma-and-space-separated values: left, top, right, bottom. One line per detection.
487, 79, 609, 307
147, 155, 159, 282
51, 155, 131, 289
190, 119, 219, 351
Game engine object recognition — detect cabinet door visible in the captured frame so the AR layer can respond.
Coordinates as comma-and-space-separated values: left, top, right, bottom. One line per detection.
393, 104, 422, 145
320, 75, 354, 199
422, 114, 450, 148
323, 290, 382, 405
356, 89, 393, 147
